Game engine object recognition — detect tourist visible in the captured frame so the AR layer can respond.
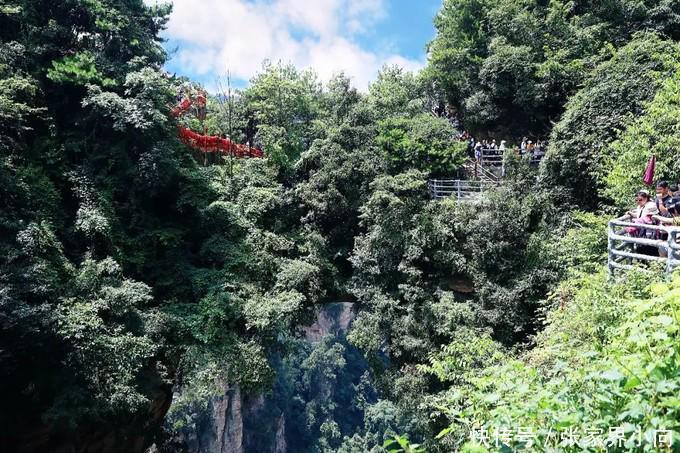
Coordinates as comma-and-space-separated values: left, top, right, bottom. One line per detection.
653, 200, 680, 257
656, 181, 673, 216
499, 140, 506, 152
672, 183, 680, 197
624, 190, 658, 237
474, 142, 482, 163
526, 140, 535, 153
654, 201, 680, 227
535, 140, 546, 157
623, 190, 660, 257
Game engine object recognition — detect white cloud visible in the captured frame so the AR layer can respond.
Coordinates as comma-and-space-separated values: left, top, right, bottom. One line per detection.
149, 0, 424, 90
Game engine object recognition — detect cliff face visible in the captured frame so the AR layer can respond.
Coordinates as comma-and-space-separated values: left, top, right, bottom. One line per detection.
300, 302, 355, 342
274, 415, 286, 453
179, 384, 243, 453
166, 302, 361, 453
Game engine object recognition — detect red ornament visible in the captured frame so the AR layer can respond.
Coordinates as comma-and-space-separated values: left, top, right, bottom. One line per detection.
172, 95, 264, 159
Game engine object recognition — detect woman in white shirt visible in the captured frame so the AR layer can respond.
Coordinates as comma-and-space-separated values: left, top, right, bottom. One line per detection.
625, 190, 658, 237
626, 190, 658, 218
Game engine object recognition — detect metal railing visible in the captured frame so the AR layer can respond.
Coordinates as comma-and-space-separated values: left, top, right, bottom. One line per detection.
608, 216, 680, 275
463, 158, 500, 182
428, 179, 494, 201
475, 149, 545, 168
479, 149, 504, 166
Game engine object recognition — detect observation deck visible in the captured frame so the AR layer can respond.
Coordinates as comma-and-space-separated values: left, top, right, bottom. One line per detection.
608, 215, 680, 275
428, 179, 493, 201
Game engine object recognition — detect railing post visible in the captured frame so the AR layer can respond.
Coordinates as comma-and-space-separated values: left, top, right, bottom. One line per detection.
667, 230, 676, 276
608, 220, 615, 276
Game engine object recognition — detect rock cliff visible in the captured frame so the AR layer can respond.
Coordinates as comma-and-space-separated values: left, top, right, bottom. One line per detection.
166, 302, 359, 453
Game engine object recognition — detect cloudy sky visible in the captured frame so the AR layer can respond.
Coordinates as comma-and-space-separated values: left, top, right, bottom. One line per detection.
148, 0, 441, 91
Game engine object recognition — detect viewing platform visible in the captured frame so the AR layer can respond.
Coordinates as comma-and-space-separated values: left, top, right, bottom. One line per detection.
462, 149, 546, 183
608, 216, 680, 275
428, 179, 493, 201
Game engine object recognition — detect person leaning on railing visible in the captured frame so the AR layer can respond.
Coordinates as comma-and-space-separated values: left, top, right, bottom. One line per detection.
653, 201, 680, 227
619, 190, 660, 257
652, 200, 680, 257
624, 190, 658, 236
652, 182, 675, 256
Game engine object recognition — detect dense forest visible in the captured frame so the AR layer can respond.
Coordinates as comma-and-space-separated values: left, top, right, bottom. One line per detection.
0, 0, 679, 452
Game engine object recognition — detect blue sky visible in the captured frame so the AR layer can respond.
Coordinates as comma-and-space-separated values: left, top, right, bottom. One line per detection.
151, 0, 441, 91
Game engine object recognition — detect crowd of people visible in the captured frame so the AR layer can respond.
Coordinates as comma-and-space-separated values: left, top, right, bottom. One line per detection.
435, 104, 548, 163
624, 181, 680, 257
456, 131, 548, 162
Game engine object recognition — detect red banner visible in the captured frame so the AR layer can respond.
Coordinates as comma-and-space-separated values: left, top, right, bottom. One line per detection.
178, 126, 263, 158
172, 94, 263, 158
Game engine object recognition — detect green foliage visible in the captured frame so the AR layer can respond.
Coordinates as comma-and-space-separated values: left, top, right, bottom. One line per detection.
0, 1, 184, 442
351, 171, 571, 348
552, 212, 609, 275
345, 170, 578, 449
287, 337, 370, 452
83, 68, 173, 132
53, 257, 165, 421
0, 0, 21, 15
426, 0, 680, 135
367, 65, 426, 121
293, 92, 382, 285
47, 52, 115, 87
5, 0, 680, 450
1, 0, 329, 447
605, 65, 680, 207
377, 114, 467, 176
433, 270, 680, 452
323, 73, 362, 125
541, 34, 680, 208
242, 62, 323, 170
0, 42, 44, 151
384, 435, 425, 453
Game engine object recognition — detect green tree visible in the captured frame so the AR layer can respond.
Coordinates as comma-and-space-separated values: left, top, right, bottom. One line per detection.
604, 65, 680, 207
242, 62, 323, 171
541, 34, 680, 208
377, 114, 467, 176
426, 0, 680, 136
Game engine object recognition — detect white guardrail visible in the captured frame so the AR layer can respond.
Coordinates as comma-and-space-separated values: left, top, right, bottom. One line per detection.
608, 216, 680, 275
477, 148, 545, 167
428, 179, 494, 201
